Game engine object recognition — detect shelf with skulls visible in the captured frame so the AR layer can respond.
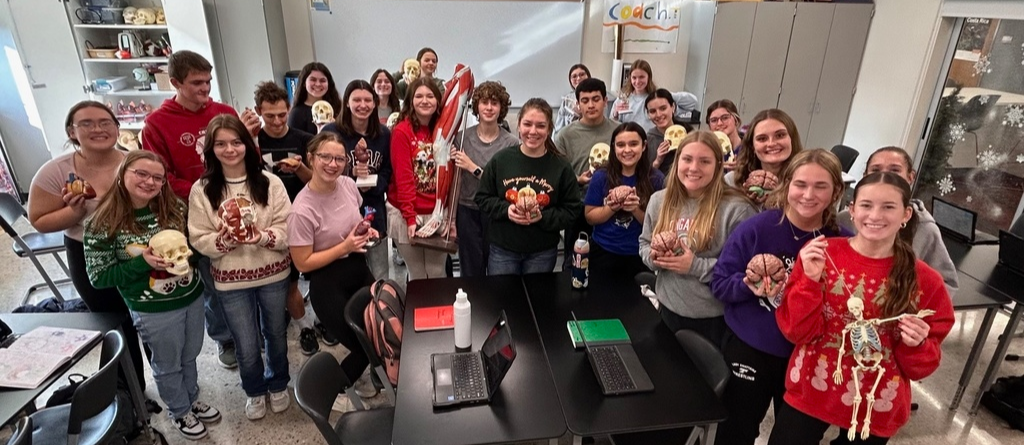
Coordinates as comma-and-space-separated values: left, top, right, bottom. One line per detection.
75, 6, 170, 61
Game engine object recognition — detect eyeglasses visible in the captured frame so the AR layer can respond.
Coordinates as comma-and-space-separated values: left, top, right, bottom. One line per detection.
708, 114, 733, 125
73, 119, 118, 130
127, 168, 166, 184
314, 152, 347, 165
570, 73, 589, 80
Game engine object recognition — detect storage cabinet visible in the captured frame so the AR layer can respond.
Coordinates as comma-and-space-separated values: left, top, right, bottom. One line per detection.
685, 1, 873, 150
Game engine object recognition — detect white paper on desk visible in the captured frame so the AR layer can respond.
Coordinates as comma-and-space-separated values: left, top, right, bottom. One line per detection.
355, 174, 378, 188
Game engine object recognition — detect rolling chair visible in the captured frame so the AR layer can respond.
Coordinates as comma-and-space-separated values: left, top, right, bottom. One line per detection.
958, 94, 1001, 161
6, 417, 31, 445
344, 283, 403, 406
0, 192, 71, 304
29, 330, 125, 445
295, 352, 395, 445
830, 145, 859, 174
610, 330, 730, 445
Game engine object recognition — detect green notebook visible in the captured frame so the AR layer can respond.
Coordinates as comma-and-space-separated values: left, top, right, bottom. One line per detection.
567, 319, 630, 348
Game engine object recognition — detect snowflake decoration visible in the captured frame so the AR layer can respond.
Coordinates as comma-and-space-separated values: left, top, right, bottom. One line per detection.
1004, 105, 1024, 128
977, 150, 1007, 170
1017, 154, 1024, 164
937, 174, 955, 196
972, 55, 992, 76
980, 95, 990, 105
948, 122, 966, 142
966, 196, 973, 203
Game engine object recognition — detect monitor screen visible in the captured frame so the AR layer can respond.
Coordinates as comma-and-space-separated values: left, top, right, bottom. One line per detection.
932, 198, 975, 239
480, 311, 516, 398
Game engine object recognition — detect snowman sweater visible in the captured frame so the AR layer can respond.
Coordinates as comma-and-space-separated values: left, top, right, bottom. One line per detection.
776, 238, 954, 437
85, 205, 201, 313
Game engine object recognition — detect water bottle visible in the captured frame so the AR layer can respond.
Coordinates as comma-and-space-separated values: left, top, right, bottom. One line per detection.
454, 288, 472, 350
571, 232, 590, 289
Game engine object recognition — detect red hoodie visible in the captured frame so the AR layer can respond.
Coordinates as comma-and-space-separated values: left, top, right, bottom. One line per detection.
776, 238, 953, 438
388, 119, 437, 226
142, 97, 237, 199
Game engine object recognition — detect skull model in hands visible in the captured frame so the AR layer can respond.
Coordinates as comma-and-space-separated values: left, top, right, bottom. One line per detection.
311, 101, 334, 127
665, 125, 687, 150
218, 197, 258, 243
149, 230, 192, 276
402, 59, 421, 85
589, 143, 610, 171
745, 253, 787, 296
743, 170, 780, 197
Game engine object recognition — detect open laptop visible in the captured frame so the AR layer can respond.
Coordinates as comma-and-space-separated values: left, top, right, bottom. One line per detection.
431, 311, 516, 407
571, 312, 653, 396
998, 230, 1024, 276
932, 197, 999, 245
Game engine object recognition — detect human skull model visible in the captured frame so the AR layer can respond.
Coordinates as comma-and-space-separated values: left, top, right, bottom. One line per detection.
745, 253, 787, 292
218, 197, 258, 243
665, 125, 687, 150
589, 143, 610, 171
847, 297, 864, 318
311, 100, 334, 126
743, 170, 780, 197
117, 130, 139, 151
149, 229, 192, 276
386, 112, 400, 129
714, 131, 733, 156
133, 8, 157, 25
402, 59, 421, 85
122, 6, 137, 23
155, 8, 166, 25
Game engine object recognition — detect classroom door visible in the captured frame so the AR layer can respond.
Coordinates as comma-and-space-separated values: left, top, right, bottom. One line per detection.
777, 3, 833, 141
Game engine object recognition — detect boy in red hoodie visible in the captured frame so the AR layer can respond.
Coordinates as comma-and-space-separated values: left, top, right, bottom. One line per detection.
142, 50, 259, 368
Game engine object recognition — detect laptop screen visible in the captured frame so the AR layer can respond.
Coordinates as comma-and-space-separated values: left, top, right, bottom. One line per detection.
480, 311, 516, 398
932, 197, 975, 240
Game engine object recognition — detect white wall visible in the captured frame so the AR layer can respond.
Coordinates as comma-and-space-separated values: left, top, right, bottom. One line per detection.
281, 0, 313, 70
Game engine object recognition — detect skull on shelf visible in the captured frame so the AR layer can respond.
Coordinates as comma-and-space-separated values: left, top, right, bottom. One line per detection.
402, 59, 420, 85
665, 125, 687, 150
589, 142, 610, 171
311, 100, 334, 126
714, 131, 733, 156
149, 229, 192, 276
117, 130, 139, 151
155, 8, 165, 24
133, 8, 156, 25
122, 6, 137, 24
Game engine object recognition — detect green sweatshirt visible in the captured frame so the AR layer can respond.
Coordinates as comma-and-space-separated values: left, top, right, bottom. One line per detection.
475, 145, 582, 254
85, 206, 202, 313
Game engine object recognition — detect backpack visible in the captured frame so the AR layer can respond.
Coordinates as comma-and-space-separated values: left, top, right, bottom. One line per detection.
363, 279, 405, 386
981, 373, 1024, 431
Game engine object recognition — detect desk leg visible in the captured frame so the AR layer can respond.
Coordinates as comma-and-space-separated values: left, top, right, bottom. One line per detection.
548, 439, 559, 445
951, 307, 997, 410
118, 329, 157, 443
703, 423, 718, 445
571, 434, 583, 445
970, 303, 1024, 414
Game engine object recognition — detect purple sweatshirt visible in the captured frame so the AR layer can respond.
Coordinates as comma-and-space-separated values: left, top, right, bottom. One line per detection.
711, 209, 852, 357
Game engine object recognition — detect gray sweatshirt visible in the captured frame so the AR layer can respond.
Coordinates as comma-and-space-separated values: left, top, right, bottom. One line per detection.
837, 198, 959, 297
639, 191, 757, 318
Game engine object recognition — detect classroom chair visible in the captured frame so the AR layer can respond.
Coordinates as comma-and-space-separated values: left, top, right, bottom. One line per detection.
830, 145, 860, 174
7, 416, 31, 445
344, 284, 401, 406
294, 352, 395, 445
0, 192, 72, 304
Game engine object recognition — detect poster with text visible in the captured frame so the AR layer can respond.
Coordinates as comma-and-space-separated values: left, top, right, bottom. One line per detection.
602, 0, 682, 54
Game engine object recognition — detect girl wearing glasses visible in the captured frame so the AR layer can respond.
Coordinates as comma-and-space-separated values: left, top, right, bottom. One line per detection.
726, 109, 804, 205
554, 64, 590, 135
706, 99, 743, 170
288, 131, 378, 394
645, 88, 693, 176
85, 150, 221, 440
187, 115, 293, 420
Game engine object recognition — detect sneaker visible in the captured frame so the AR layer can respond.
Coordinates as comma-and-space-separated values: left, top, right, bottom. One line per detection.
299, 328, 319, 355
217, 342, 238, 369
354, 372, 379, 398
269, 389, 290, 413
173, 412, 207, 440
191, 400, 221, 423
315, 323, 339, 346
245, 395, 266, 420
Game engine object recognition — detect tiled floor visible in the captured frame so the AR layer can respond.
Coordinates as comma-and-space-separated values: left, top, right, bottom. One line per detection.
1, 217, 1023, 444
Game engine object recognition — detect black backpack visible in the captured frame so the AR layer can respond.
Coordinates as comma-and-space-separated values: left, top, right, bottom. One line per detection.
981, 373, 1024, 431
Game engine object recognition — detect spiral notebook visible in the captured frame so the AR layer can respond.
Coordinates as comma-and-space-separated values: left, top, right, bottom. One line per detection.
0, 326, 101, 389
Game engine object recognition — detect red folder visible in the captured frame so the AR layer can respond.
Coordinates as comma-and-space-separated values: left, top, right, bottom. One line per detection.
414, 306, 455, 332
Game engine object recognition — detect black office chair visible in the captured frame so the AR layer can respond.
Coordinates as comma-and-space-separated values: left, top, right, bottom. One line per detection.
1010, 215, 1023, 238
29, 330, 125, 445
830, 145, 859, 174
0, 192, 72, 304
610, 330, 730, 445
6, 416, 31, 445
294, 352, 395, 445
958, 94, 1002, 161
344, 282, 404, 406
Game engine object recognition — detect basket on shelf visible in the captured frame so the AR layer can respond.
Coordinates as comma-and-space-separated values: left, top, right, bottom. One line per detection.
85, 41, 118, 59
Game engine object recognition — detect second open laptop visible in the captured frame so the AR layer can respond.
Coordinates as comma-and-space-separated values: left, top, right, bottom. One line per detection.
999, 230, 1024, 276
571, 312, 653, 396
431, 311, 516, 407
932, 197, 999, 245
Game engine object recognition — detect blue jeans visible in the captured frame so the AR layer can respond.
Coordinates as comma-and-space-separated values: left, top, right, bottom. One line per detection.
130, 296, 204, 419
487, 245, 557, 276
456, 205, 490, 277
197, 255, 233, 344
218, 278, 290, 397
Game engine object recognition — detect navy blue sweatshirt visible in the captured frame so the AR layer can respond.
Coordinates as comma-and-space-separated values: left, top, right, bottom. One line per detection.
711, 209, 852, 357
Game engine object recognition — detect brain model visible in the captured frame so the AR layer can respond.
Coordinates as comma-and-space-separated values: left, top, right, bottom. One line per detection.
743, 170, 780, 197
745, 253, 787, 293
606, 185, 635, 206
651, 231, 684, 256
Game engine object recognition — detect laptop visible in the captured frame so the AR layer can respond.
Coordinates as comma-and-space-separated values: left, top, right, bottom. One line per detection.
571, 312, 654, 396
998, 230, 1024, 276
931, 197, 999, 245
431, 311, 516, 407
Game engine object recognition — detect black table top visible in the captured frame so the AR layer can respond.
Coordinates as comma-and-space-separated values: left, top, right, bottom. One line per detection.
944, 235, 1024, 305
0, 312, 122, 425
523, 272, 728, 436
392, 275, 566, 445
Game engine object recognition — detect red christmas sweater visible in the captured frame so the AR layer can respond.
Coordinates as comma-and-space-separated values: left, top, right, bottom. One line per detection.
776, 237, 953, 438
142, 97, 237, 199
387, 119, 437, 226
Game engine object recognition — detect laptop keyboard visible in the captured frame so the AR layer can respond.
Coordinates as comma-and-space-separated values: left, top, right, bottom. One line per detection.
452, 353, 486, 400
591, 346, 636, 392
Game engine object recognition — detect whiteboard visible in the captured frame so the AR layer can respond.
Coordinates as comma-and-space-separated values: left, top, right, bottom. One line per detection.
310, 0, 585, 107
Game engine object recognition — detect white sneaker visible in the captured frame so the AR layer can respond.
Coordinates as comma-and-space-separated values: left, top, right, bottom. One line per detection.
191, 400, 221, 423
354, 372, 379, 398
331, 393, 350, 412
269, 390, 290, 413
173, 412, 207, 440
245, 395, 267, 420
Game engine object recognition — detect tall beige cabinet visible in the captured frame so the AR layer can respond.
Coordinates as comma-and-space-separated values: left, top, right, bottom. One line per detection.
685, 1, 873, 150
